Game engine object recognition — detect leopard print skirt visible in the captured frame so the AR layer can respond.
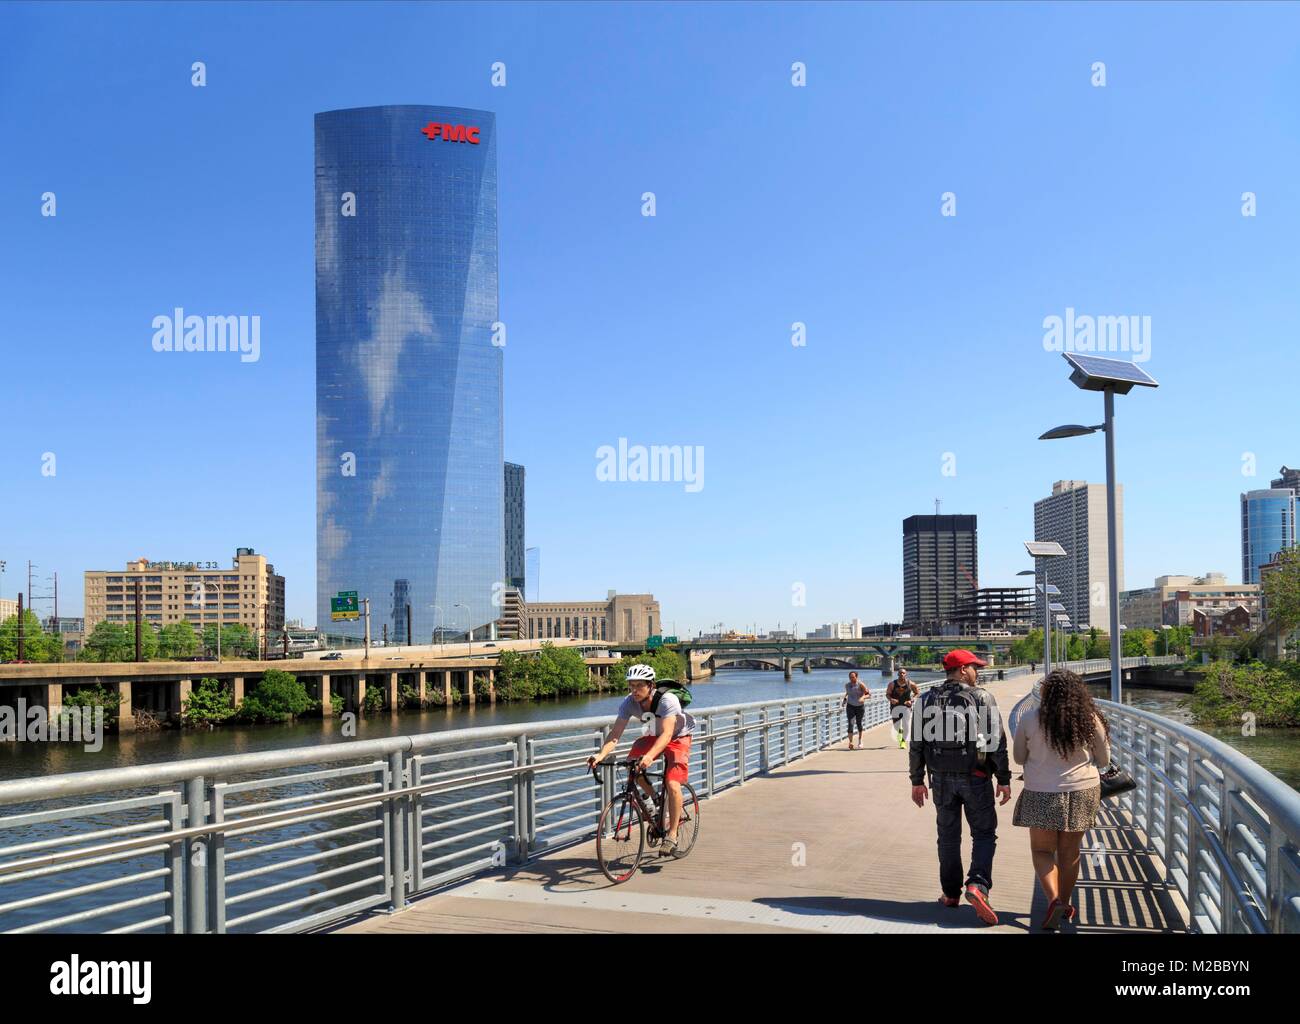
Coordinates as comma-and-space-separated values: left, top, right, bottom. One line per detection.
1012, 785, 1101, 832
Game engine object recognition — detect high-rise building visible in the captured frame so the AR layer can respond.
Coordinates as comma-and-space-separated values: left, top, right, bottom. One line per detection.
1271, 465, 1300, 497
1120, 573, 1260, 630
505, 462, 525, 591
316, 105, 502, 643
1033, 480, 1124, 631
1241, 488, 1296, 584
902, 515, 978, 633
391, 579, 411, 645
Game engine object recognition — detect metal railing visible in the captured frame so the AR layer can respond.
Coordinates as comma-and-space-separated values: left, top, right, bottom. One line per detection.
0, 654, 1269, 935
1099, 698, 1300, 934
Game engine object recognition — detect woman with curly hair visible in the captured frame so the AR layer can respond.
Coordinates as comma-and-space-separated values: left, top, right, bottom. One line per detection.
1011, 668, 1110, 930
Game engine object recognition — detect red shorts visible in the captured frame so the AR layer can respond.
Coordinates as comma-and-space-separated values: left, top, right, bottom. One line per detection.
630, 734, 692, 784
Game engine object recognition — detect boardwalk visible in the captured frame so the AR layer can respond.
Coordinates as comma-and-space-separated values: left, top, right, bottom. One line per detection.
341, 676, 1187, 935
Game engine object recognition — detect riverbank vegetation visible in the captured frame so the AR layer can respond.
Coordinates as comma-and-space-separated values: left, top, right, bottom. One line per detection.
1188, 660, 1300, 728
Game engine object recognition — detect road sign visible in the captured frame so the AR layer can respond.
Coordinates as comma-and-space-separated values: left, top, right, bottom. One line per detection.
662, 635, 678, 645
331, 591, 359, 621
646, 635, 663, 649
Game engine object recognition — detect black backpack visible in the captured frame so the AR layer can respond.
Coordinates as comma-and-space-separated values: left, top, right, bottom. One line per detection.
920, 682, 986, 773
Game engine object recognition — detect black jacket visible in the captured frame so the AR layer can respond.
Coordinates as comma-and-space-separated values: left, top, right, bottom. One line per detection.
908, 682, 1011, 787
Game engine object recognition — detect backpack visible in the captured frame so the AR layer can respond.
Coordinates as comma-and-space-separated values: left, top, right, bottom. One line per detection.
920, 682, 986, 773
651, 680, 693, 711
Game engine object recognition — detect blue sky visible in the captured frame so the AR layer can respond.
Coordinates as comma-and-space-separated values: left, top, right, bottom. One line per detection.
1, 1, 1298, 635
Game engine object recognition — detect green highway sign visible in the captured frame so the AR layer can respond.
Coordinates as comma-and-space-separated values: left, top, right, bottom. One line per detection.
646, 635, 663, 649
662, 636, 678, 645
330, 591, 359, 621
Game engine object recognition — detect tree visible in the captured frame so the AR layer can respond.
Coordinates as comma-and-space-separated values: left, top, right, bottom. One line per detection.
159, 621, 199, 660
0, 610, 63, 662
608, 647, 685, 690
1085, 629, 1110, 658
237, 669, 313, 722
1122, 628, 1157, 658
182, 677, 236, 726
202, 623, 256, 659
1262, 546, 1300, 659
81, 620, 158, 661
1008, 630, 1044, 665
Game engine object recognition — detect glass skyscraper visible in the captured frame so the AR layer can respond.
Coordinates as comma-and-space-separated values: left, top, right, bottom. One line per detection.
504, 462, 525, 591
1241, 488, 1296, 584
316, 105, 502, 643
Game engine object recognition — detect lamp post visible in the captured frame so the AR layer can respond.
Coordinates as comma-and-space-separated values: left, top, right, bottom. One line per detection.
1040, 352, 1159, 703
1023, 543, 1066, 677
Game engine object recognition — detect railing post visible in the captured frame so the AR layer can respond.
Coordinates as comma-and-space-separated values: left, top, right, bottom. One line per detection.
738, 713, 747, 785
705, 717, 715, 798
164, 790, 185, 935
516, 733, 531, 862
782, 704, 791, 766
210, 785, 226, 934
387, 749, 407, 912
184, 775, 207, 935
759, 707, 769, 773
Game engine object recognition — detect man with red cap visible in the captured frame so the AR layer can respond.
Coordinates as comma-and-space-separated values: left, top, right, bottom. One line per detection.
908, 648, 1011, 925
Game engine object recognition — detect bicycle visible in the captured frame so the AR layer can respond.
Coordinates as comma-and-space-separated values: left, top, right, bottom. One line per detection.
590, 757, 700, 884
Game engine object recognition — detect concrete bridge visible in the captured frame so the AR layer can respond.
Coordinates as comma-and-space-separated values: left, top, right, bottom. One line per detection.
0, 638, 617, 730
665, 637, 1014, 679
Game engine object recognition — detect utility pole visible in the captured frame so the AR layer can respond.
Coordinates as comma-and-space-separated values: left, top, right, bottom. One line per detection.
406, 604, 412, 651
363, 598, 371, 660
16, 592, 25, 661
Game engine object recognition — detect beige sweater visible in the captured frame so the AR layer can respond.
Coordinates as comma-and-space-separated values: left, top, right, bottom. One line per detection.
1012, 709, 1110, 793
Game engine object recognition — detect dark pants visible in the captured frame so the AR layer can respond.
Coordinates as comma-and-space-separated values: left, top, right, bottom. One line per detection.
932, 771, 997, 898
846, 704, 865, 734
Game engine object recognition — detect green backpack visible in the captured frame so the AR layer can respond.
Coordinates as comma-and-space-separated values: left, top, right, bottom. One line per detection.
651, 680, 693, 710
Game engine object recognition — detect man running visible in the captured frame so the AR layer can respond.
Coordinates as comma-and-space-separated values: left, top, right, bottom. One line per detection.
887, 667, 919, 749
841, 670, 869, 749
588, 664, 696, 856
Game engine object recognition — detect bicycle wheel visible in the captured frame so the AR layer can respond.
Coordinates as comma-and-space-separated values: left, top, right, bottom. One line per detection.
672, 782, 701, 858
596, 793, 645, 884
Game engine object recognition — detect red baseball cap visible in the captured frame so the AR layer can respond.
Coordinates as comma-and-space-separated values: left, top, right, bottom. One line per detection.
942, 649, 987, 671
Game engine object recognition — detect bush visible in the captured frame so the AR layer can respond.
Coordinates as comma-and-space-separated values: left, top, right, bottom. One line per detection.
1188, 660, 1300, 728
62, 684, 123, 729
362, 684, 386, 714
238, 669, 313, 723
183, 677, 236, 726
608, 648, 684, 690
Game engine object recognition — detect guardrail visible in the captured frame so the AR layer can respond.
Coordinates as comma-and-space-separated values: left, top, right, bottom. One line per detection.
0, 654, 1259, 935
1099, 699, 1300, 934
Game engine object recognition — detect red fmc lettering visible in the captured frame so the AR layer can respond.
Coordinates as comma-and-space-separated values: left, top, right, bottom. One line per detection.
420, 122, 481, 144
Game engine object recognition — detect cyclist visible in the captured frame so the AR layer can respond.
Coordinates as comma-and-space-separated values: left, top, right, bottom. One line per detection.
588, 663, 696, 857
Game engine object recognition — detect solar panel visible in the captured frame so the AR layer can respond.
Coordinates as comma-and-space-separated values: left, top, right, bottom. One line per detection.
1063, 353, 1159, 393
1025, 540, 1067, 558
1035, 583, 1062, 595
1049, 602, 1067, 612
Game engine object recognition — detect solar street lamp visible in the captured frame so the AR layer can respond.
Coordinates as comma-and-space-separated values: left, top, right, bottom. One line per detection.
1040, 353, 1159, 702
1024, 541, 1067, 676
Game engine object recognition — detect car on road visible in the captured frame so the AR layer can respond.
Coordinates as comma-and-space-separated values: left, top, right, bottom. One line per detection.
321, 652, 344, 661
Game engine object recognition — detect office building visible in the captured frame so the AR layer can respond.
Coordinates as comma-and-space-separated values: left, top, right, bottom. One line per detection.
316, 105, 502, 643
969, 587, 1034, 633
84, 550, 285, 636
1241, 488, 1296, 584
1120, 573, 1260, 630
902, 515, 978, 632
525, 594, 661, 643
0, 598, 16, 622
1271, 465, 1300, 497
391, 579, 411, 645
1033, 480, 1124, 631
505, 462, 525, 591
808, 620, 863, 640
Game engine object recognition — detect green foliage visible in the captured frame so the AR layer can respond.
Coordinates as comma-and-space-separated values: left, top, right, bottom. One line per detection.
237, 669, 313, 722
1187, 660, 1300, 727
182, 677, 237, 726
362, 684, 386, 713
202, 623, 256, 659
82, 620, 158, 662
1122, 628, 1157, 658
0, 611, 63, 662
607, 647, 685, 691
62, 684, 123, 728
159, 621, 199, 660
494, 643, 598, 701
399, 683, 423, 709
1262, 546, 1300, 644
329, 692, 345, 715
1008, 630, 1044, 664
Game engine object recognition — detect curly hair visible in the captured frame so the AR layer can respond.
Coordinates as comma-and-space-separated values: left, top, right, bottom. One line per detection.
1038, 669, 1109, 760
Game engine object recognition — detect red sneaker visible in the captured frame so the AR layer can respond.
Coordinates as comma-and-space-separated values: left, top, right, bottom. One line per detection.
1063, 904, 1077, 923
964, 884, 999, 926
938, 895, 960, 908
1041, 898, 1065, 931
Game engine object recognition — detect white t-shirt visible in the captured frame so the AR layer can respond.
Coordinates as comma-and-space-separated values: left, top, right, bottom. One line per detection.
618, 690, 696, 738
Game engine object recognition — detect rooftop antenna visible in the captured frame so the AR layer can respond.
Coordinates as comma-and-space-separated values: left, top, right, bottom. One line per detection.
935, 498, 941, 515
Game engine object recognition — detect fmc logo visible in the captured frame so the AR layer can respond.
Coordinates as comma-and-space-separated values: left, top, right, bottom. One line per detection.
421, 122, 480, 144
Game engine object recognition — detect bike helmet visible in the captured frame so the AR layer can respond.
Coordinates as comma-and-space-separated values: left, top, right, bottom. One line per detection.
626, 663, 657, 683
